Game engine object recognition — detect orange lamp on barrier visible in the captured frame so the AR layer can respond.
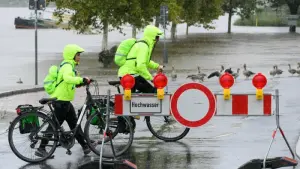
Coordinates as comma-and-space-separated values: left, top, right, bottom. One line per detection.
219, 72, 235, 100
153, 73, 168, 100
120, 74, 135, 100
252, 73, 267, 100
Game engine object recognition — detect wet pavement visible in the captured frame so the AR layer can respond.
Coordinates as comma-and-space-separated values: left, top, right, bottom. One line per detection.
1, 74, 300, 169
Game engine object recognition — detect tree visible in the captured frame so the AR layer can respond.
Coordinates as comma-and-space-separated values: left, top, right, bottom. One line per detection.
163, 0, 184, 42
179, 0, 223, 36
222, 0, 258, 33
123, 0, 162, 38
52, 0, 129, 51
268, 0, 300, 32
181, 0, 199, 35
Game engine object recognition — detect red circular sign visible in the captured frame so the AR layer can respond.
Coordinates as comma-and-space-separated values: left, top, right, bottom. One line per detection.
153, 73, 168, 89
219, 73, 234, 89
170, 83, 216, 128
120, 74, 135, 89
252, 73, 267, 89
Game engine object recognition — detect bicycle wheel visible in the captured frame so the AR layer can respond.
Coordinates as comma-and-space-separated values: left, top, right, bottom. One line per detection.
145, 116, 190, 142
84, 112, 134, 158
8, 111, 59, 163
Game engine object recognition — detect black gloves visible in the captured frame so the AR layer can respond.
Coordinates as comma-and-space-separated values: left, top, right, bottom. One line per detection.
82, 78, 90, 85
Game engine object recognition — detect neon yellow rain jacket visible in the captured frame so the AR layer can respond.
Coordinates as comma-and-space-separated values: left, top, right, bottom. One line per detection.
51, 44, 84, 101
117, 25, 163, 80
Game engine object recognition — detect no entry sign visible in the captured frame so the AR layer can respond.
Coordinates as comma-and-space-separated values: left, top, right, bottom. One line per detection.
170, 83, 216, 128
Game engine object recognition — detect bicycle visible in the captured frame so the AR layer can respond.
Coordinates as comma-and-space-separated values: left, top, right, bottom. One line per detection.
82, 80, 134, 158
107, 73, 190, 142
8, 79, 134, 163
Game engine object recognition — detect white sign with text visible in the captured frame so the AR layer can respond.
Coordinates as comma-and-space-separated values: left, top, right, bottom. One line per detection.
122, 94, 171, 116
130, 97, 162, 113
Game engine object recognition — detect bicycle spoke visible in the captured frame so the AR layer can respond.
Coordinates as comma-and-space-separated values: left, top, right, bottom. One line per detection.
8, 112, 58, 163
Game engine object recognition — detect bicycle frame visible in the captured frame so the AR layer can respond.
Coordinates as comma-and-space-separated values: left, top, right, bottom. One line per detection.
43, 82, 99, 144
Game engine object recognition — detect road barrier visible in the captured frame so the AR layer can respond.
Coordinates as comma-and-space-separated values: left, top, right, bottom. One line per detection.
214, 93, 272, 116
215, 72, 272, 116
99, 72, 298, 169
238, 90, 297, 169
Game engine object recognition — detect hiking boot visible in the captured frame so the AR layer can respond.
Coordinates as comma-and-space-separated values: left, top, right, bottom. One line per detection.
35, 148, 54, 158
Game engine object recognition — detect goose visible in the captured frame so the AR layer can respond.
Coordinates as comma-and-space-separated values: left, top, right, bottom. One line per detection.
243, 64, 255, 79
207, 65, 224, 79
224, 67, 233, 74
274, 65, 283, 76
16, 78, 23, 84
269, 65, 277, 78
186, 74, 206, 82
232, 68, 240, 79
186, 66, 207, 82
288, 64, 296, 76
171, 66, 177, 81
197, 66, 207, 77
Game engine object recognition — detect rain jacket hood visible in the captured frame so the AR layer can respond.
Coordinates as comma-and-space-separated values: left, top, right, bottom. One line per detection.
142, 25, 163, 48
63, 44, 85, 66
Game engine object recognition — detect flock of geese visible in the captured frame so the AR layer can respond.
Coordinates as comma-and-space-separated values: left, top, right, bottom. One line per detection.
16, 63, 299, 84
170, 63, 300, 82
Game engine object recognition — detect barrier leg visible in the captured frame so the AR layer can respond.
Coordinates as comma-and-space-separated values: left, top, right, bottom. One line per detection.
98, 89, 137, 169
238, 89, 298, 169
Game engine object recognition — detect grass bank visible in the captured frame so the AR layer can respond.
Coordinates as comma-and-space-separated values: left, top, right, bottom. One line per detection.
234, 11, 300, 27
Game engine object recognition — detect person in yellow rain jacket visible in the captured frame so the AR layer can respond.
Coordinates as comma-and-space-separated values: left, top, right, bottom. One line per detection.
117, 25, 164, 93
36, 44, 95, 158
116, 25, 164, 132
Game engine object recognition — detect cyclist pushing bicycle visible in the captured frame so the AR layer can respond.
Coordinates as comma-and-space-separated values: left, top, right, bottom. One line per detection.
115, 25, 165, 131
37, 44, 96, 158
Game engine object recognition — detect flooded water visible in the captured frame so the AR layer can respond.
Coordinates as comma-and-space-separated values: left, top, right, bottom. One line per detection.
1, 8, 300, 169
1, 7, 300, 88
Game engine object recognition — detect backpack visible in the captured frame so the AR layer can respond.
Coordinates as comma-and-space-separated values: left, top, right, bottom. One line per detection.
43, 62, 72, 95
114, 38, 148, 67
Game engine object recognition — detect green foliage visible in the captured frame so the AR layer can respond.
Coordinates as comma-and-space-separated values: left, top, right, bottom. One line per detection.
180, 0, 223, 29
222, 0, 261, 19
234, 10, 300, 26
50, 0, 224, 34
197, 0, 224, 28
51, 0, 126, 34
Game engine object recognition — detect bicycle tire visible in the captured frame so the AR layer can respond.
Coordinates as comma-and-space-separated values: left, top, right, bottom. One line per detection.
84, 112, 134, 157
8, 111, 59, 163
145, 116, 190, 142
80, 107, 119, 141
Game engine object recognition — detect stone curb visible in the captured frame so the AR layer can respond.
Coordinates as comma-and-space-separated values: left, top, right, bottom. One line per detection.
0, 87, 44, 99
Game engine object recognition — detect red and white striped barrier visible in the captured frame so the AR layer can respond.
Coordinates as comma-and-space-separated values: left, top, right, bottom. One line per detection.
115, 72, 272, 128
214, 93, 272, 116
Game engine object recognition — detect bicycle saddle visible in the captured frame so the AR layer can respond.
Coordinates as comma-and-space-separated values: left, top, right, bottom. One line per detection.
39, 97, 57, 105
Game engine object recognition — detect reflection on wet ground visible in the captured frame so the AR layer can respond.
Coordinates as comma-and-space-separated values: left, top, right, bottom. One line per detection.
77, 141, 195, 169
